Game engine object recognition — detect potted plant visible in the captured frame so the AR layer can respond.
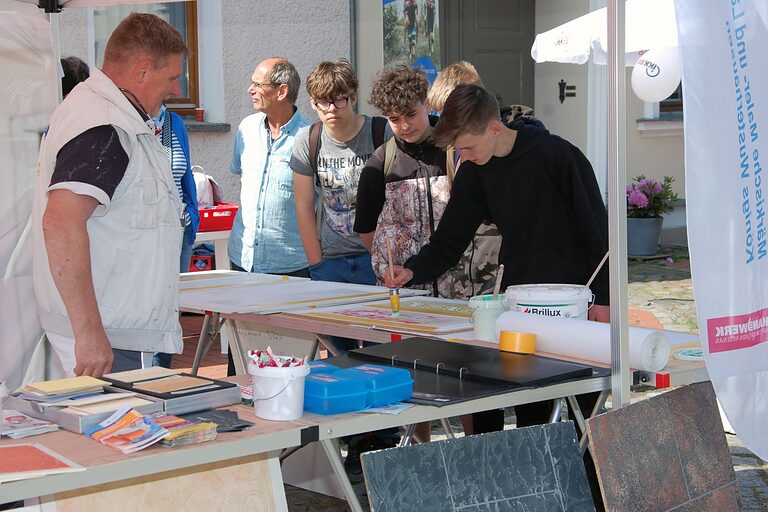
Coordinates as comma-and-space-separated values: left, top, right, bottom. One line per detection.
626, 175, 680, 256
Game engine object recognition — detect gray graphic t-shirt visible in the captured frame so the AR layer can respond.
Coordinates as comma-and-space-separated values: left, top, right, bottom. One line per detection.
291, 116, 391, 258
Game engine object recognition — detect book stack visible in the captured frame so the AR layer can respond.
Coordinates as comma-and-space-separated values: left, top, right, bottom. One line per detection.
84, 407, 168, 454
148, 412, 218, 447
1, 410, 59, 438
20, 376, 109, 402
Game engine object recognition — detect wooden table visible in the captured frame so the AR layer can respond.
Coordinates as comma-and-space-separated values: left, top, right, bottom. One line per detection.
0, 373, 611, 512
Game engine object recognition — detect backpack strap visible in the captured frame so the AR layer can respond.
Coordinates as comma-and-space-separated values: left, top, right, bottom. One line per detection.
308, 121, 322, 186
382, 137, 397, 177
371, 116, 387, 150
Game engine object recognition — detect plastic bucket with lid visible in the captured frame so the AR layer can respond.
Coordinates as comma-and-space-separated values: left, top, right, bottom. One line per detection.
248, 362, 310, 421
504, 284, 593, 320
469, 295, 507, 342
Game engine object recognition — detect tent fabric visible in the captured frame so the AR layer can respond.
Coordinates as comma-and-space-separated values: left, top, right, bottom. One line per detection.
0, 2, 58, 390
531, 0, 678, 65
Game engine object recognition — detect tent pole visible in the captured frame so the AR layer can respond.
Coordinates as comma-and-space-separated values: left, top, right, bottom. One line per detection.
607, 0, 631, 407
49, 12, 63, 101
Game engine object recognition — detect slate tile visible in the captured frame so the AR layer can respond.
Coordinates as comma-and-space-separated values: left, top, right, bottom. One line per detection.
362, 442, 453, 512
586, 397, 689, 511
363, 422, 594, 512
661, 382, 736, 497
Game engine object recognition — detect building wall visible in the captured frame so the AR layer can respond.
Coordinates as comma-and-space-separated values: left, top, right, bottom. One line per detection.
534, 0, 686, 230
56, 0, 352, 202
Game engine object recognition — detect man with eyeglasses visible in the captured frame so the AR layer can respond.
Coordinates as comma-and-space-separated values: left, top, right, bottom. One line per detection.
226, 57, 309, 375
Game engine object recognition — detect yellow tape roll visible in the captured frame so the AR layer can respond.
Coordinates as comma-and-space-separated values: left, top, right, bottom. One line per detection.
498, 331, 537, 354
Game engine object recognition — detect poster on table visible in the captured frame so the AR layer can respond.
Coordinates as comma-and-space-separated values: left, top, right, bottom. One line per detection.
677, 0, 768, 459
382, 0, 441, 84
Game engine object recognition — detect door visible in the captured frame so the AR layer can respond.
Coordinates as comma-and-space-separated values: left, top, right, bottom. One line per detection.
442, 0, 536, 108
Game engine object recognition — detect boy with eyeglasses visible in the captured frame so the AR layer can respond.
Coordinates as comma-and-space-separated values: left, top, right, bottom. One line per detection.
290, 58, 394, 482
291, 59, 390, 341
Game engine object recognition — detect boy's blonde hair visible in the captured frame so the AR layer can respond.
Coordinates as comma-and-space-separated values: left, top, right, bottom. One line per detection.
426, 61, 483, 113
306, 58, 358, 103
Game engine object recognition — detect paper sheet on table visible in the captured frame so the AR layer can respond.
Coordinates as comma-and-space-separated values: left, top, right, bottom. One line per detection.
495, 311, 671, 372
294, 297, 472, 335
179, 278, 426, 314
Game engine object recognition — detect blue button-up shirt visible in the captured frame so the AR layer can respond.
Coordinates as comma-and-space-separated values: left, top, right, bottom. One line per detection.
228, 109, 309, 273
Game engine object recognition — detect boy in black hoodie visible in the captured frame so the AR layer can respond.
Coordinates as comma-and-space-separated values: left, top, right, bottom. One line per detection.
385, 83, 609, 510
385, 83, 610, 321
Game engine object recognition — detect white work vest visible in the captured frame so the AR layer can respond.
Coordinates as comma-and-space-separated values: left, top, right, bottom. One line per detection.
32, 68, 183, 354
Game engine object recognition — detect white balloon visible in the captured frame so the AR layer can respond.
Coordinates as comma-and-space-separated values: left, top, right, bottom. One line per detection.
631, 47, 682, 103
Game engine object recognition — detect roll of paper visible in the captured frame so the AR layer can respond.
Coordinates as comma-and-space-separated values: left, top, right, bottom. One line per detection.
495, 311, 670, 372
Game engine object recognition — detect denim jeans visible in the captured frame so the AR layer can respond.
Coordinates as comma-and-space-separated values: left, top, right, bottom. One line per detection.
308, 253, 377, 287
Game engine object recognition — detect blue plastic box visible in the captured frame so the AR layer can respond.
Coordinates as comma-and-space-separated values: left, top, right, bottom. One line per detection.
337, 365, 414, 407
303, 373, 367, 415
308, 361, 341, 374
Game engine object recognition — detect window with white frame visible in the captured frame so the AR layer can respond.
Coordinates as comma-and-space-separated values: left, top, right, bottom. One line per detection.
91, 1, 199, 116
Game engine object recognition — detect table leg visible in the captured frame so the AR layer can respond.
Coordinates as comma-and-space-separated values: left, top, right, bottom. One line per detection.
399, 424, 418, 447
191, 313, 226, 376
439, 418, 455, 439
213, 238, 229, 270
229, 320, 249, 375
567, 390, 609, 455
315, 335, 340, 357
191, 313, 213, 375
320, 439, 365, 512
548, 398, 564, 423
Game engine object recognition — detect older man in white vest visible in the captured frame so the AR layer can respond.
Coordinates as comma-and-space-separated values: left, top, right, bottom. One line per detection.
32, 13, 187, 377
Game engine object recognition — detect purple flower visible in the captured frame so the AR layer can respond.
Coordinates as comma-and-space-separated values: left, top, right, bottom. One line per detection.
653, 181, 663, 194
629, 190, 649, 208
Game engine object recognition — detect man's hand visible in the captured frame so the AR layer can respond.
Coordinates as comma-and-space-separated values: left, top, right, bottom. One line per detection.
73, 331, 114, 377
384, 265, 413, 288
589, 304, 611, 323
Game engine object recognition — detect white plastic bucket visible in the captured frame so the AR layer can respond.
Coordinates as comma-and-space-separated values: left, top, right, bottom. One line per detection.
469, 295, 507, 342
248, 362, 310, 421
504, 284, 593, 320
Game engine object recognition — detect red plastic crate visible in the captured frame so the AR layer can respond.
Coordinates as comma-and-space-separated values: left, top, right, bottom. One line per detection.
198, 202, 238, 232
189, 255, 212, 272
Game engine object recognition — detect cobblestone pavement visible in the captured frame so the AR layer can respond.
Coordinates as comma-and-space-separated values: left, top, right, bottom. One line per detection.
288, 247, 768, 511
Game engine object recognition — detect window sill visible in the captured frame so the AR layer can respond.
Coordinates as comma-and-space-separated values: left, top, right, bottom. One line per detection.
183, 120, 231, 133
636, 112, 683, 138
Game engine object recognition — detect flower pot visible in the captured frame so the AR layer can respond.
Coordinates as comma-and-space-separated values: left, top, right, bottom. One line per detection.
627, 217, 663, 256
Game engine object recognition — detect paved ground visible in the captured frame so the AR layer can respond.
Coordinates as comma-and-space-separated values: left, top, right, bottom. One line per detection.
182, 247, 767, 511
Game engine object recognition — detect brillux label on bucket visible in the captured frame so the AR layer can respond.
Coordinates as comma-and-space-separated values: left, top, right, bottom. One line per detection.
504, 284, 593, 320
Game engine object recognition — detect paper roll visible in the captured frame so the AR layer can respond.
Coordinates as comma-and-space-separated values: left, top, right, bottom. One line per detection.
495, 311, 670, 372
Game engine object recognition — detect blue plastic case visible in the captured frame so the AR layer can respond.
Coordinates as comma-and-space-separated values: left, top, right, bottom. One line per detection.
308, 361, 341, 374
337, 365, 414, 407
303, 372, 368, 415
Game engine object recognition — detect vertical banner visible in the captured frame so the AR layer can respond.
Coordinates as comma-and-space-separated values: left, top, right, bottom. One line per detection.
382, 0, 441, 84
677, 0, 768, 460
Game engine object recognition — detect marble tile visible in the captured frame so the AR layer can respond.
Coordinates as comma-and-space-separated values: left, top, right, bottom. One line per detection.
586, 382, 739, 512
362, 421, 594, 512
676, 484, 741, 512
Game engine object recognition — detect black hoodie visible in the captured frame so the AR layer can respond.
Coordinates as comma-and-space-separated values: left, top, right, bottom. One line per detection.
403, 121, 610, 305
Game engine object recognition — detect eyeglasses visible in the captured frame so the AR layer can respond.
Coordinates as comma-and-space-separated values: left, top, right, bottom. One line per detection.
313, 98, 349, 111
251, 81, 276, 91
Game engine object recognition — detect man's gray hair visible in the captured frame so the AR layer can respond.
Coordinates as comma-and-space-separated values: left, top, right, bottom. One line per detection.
268, 58, 301, 104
